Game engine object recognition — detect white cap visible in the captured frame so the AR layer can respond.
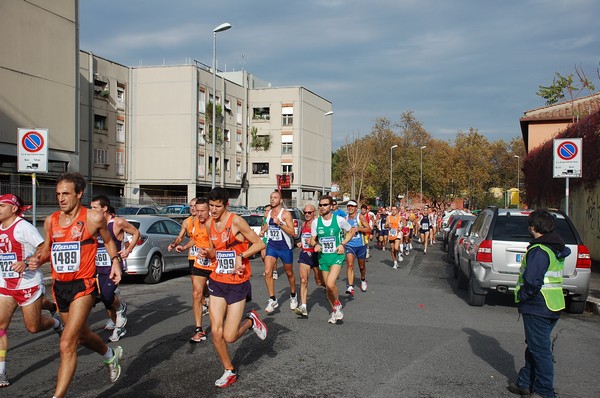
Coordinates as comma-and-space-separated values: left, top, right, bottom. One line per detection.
347, 200, 358, 207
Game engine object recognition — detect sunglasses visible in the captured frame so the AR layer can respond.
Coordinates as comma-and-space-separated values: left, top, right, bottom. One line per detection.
318, 203, 330, 207
303, 211, 314, 214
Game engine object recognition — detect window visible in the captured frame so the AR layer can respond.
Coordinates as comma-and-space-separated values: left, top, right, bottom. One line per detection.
237, 101, 243, 125
93, 78, 108, 96
199, 88, 206, 113
224, 99, 232, 112
117, 88, 125, 101
198, 154, 205, 177
282, 163, 293, 174
224, 129, 230, 142
224, 159, 230, 176
253, 107, 270, 120
198, 124, 205, 146
116, 150, 125, 176
282, 106, 293, 126
208, 156, 220, 175
116, 121, 125, 143
94, 148, 109, 164
252, 162, 269, 175
94, 115, 107, 131
281, 135, 293, 154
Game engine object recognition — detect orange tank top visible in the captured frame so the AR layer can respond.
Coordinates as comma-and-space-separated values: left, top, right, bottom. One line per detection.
192, 218, 213, 271
50, 207, 97, 281
185, 215, 197, 260
209, 213, 250, 284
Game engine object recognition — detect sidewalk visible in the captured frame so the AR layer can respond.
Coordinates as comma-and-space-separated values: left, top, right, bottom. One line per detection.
587, 261, 600, 314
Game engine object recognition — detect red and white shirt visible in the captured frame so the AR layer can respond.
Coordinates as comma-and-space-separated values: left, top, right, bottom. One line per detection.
0, 217, 44, 289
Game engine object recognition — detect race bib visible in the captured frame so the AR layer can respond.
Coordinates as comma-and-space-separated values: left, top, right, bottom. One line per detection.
51, 242, 81, 273
301, 233, 312, 249
215, 250, 236, 274
421, 223, 429, 230
189, 245, 199, 257
195, 255, 211, 268
0, 253, 19, 279
389, 228, 398, 237
96, 247, 111, 267
319, 236, 336, 254
268, 226, 282, 241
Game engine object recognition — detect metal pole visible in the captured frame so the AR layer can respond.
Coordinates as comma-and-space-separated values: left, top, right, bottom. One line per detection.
322, 111, 333, 195
32, 173, 36, 226
211, 32, 217, 189
565, 177, 569, 216
389, 145, 398, 206
420, 146, 426, 206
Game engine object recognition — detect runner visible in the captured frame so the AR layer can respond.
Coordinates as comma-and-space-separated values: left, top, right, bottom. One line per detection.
419, 207, 432, 255
331, 199, 346, 218
400, 206, 411, 256
174, 197, 212, 343
28, 173, 123, 398
310, 195, 353, 324
385, 206, 403, 269
363, 205, 375, 259
0, 194, 63, 388
90, 196, 139, 342
258, 204, 277, 280
203, 187, 267, 388
168, 198, 198, 274
293, 204, 319, 317
376, 207, 388, 251
429, 207, 438, 245
345, 201, 370, 294
261, 191, 297, 314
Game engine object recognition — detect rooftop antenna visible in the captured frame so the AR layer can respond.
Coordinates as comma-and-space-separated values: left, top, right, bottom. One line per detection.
241, 53, 245, 72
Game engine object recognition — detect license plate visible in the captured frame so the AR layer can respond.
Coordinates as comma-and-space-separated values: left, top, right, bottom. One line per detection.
516, 254, 523, 263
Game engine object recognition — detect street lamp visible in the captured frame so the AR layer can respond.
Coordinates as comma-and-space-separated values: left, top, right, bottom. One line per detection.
211, 22, 232, 189
420, 145, 426, 206
389, 145, 398, 206
514, 155, 520, 207
322, 111, 334, 195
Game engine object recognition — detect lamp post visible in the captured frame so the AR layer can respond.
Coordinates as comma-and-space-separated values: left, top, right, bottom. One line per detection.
322, 111, 334, 195
514, 154, 520, 208
211, 22, 232, 189
389, 145, 398, 206
420, 145, 426, 206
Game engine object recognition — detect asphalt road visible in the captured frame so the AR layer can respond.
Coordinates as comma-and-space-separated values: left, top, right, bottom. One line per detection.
4, 240, 600, 398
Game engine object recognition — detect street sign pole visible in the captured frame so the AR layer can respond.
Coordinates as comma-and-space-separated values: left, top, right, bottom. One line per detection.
565, 177, 569, 216
32, 173, 37, 224
18, 128, 49, 225
553, 138, 582, 216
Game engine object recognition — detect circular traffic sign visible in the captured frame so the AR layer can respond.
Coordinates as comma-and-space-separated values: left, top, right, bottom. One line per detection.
557, 141, 578, 160
21, 131, 45, 153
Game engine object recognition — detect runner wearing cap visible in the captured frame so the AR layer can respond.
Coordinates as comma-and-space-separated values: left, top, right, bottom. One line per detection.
344, 201, 371, 294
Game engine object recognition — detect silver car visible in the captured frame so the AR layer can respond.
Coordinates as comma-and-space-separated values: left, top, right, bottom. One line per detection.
123, 215, 189, 284
456, 207, 591, 313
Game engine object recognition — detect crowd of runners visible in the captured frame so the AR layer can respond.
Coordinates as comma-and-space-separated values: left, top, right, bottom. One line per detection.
0, 173, 451, 393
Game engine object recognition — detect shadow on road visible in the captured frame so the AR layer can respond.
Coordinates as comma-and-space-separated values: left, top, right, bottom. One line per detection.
463, 327, 517, 382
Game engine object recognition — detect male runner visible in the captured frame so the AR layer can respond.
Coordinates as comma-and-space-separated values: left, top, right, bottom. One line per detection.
168, 197, 198, 274
331, 199, 346, 218
400, 206, 411, 255
175, 197, 212, 342
310, 195, 353, 324
258, 204, 277, 280
90, 195, 140, 342
203, 187, 267, 388
0, 194, 63, 387
261, 191, 297, 313
386, 206, 403, 269
376, 207, 388, 251
293, 204, 320, 317
345, 201, 370, 294
28, 173, 122, 398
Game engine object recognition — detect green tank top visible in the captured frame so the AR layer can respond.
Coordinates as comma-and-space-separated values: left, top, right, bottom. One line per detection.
316, 216, 344, 265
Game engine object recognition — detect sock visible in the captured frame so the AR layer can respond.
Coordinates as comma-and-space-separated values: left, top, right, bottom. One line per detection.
195, 326, 203, 333
0, 361, 5, 374
270, 296, 276, 301
103, 347, 114, 361
290, 292, 296, 298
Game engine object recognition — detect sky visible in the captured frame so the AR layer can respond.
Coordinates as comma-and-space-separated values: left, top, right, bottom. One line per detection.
79, 0, 600, 149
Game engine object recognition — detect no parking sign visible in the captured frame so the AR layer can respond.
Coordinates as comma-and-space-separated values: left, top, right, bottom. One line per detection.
553, 138, 582, 178
18, 128, 48, 173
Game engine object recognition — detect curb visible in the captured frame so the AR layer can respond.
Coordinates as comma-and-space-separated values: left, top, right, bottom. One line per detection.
586, 297, 600, 315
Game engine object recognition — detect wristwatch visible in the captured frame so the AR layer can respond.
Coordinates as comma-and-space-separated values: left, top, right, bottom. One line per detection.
238, 253, 244, 259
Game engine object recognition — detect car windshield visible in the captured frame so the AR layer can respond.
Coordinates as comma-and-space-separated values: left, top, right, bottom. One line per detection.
159, 206, 182, 214
242, 215, 263, 227
492, 215, 578, 244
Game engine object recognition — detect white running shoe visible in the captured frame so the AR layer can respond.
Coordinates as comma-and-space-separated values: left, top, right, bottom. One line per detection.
104, 319, 116, 331
53, 311, 64, 334
215, 369, 237, 388
382, 247, 386, 251
360, 280, 368, 292
109, 327, 127, 342
393, 261, 398, 269
328, 311, 337, 324
366, 247, 370, 258
104, 346, 123, 383
265, 298, 279, 314
202, 304, 209, 316
272, 271, 278, 280
294, 305, 308, 317
335, 307, 344, 321
289, 295, 298, 310
345, 285, 355, 296
397, 252, 403, 262
247, 310, 268, 340
116, 302, 127, 328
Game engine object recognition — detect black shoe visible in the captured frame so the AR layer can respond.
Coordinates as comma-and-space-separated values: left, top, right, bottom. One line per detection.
507, 381, 530, 396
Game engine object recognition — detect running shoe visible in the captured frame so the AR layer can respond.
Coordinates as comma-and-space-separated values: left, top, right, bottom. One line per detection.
190, 328, 206, 343
53, 311, 64, 334
272, 271, 278, 280
116, 302, 128, 328
328, 311, 337, 324
366, 247, 370, 258
247, 310, 268, 340
202, 304, 209, 316
0, 372, 9, 387
109, 327, 127, 342
397, 252, 403, 262
345, 285, 355, 296
104, 346, 123, 383
404, 250, 410, 256
289, 295, 298, 310
382, 246, 386, 251
409, 243, 413, 250
335, 307, 344, 321
265, 298, 279, 314
360, 280, 368, 292
393, 261, 398, 269
423, 250, 427, 255
334, 301, 343, 313
104, 319, 116, 331
294, 305, 308, 317
215, 369, 237, 388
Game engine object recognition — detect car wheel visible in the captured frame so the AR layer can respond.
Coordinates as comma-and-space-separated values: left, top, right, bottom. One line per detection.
468, 274, 486, 306
457, 266, 468, 289
144, 253, 163, 284
566, 298, 586, 314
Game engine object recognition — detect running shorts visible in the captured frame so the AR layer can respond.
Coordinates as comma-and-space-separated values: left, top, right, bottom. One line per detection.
191, 267, 212, 278
265, 246, 294, 264
208, 279, 252, 305
96, 273, 118, 309
53, 278, 97, 313
345, 245, 367, 260
0, 285, 43, 307
298, 251, 319, 268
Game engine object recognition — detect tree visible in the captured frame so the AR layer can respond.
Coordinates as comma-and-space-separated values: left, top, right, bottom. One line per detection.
536, 64, 597, 107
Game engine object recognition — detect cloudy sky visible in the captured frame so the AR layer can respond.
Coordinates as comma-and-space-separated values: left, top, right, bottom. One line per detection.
79, 0, 599, 149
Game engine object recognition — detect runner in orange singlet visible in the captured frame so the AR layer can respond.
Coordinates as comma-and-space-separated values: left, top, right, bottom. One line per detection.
385, 206, 403, 269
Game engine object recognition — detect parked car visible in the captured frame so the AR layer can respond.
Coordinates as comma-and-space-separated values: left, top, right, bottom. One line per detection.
116, 206, 159, 216
456, 207, 591, 313
159, 204, 190, 215
442, 209, 466, 228
122, 215, 189, 284
445, 214, 476, 262
287, 207, 305, 241
451, 219, 476, 277
241, 214, 264, 258
229, 205, 250, 215
442, 213, 474, 252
